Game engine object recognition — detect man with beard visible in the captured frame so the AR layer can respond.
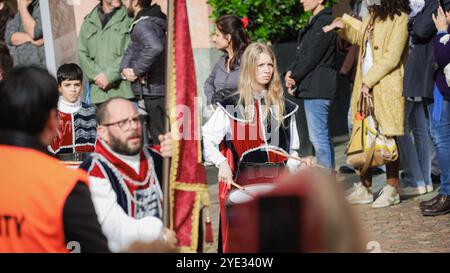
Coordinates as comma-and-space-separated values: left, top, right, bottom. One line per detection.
120, 0, 166, 144
80, 98, 177, 252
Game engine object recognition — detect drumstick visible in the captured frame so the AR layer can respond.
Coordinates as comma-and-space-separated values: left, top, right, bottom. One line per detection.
229, 181, 257, 198
268, 149, 325, 169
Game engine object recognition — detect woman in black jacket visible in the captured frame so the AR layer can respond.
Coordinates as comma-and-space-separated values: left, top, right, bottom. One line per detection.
285, 0, 337, 170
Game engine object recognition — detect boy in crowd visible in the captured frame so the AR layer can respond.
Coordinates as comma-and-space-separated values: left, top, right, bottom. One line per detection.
49, 63, 97, 155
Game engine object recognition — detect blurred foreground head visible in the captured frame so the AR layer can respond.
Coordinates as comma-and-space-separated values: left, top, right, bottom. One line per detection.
227, 169, 366, 253
0, 66, 59, 145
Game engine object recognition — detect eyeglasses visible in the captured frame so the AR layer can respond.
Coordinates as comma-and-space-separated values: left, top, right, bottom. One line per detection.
102, 116, 141, 131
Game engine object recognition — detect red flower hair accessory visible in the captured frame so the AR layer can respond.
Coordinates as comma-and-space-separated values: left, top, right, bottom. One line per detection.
241, 17, 249, 29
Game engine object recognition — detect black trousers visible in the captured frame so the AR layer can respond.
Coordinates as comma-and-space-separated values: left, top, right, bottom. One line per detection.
287, 95, 315, 157
142, 96, 165, 143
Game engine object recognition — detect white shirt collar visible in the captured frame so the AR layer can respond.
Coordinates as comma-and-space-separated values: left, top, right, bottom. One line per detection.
58, 96, 82, 114
253, 90, 268, 100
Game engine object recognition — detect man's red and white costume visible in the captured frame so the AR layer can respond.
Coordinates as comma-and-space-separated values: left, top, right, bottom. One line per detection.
80, 140, 164, 252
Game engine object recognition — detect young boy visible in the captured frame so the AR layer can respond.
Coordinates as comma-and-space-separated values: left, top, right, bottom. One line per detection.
49, 63, 97, 155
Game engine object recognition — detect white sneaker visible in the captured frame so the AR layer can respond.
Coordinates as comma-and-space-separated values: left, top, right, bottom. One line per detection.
426, 184, 434, 193
346, 183, 373, 204
372, 185, 400, 208
398, 185, 427, 196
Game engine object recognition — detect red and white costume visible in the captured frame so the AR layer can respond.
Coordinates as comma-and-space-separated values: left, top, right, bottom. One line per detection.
202, 92, 301, 252
80, 140, 164, 252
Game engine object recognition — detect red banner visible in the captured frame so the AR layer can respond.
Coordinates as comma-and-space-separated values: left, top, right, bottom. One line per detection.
168, 0, 211, 253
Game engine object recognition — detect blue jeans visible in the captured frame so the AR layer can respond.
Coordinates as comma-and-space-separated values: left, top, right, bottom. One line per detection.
397, 100, 432, 188
304, 99, 335, 169
426, 99, 450, 195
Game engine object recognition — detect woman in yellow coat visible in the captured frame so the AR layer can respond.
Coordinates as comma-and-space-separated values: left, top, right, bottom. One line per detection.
324, 0, 410, 208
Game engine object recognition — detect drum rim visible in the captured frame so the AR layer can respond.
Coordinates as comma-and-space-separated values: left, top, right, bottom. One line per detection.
228, 183, 276, 204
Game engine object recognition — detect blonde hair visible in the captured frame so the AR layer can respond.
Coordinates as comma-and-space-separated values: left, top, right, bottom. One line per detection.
238, 43, 285, 123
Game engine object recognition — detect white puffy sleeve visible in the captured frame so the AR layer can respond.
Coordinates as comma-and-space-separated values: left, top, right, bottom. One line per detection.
201, 107, 231, 167
287, 115, 301, 172
88, 176, 164, 253
289, 115, 300, 154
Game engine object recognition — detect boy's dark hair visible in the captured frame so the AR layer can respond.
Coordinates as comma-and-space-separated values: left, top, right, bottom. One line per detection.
57, 63, 83, 85
0, 66, 59, 136
136, 0, 153, 8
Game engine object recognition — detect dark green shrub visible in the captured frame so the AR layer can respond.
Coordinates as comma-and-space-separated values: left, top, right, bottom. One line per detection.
207, 0, 338, 43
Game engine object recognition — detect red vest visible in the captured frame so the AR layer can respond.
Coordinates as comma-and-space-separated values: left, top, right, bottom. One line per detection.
0, 145, 88, 253
219, 101, 287, 252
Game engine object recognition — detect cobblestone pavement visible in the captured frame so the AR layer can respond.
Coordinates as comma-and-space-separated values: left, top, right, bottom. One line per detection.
202, 137, 450, 253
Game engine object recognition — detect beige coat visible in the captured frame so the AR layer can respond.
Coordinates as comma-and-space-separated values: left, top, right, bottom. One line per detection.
338, 13, 409, 136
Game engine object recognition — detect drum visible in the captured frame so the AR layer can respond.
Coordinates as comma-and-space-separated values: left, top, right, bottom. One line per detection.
228, 183, 276, 204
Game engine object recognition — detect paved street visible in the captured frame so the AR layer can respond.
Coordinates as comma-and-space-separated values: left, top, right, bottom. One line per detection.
202, 136, 450, 253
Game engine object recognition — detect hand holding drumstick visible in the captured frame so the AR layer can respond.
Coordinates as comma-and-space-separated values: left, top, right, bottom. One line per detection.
268, 149, 325, 169
218, 161, 256, 197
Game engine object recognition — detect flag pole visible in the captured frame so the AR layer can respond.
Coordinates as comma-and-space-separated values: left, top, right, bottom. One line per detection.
163, 0, 175, 228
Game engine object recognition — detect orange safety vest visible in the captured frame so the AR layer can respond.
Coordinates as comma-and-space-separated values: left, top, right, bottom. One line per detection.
0, 145, 89, 253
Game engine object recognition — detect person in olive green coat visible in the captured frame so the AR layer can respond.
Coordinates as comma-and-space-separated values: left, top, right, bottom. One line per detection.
78, 0, 134, 105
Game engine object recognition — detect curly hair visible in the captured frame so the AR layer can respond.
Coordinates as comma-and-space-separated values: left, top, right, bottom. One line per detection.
368, 0, 411, 21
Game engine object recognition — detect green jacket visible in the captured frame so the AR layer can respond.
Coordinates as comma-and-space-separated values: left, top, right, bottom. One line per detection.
78, 5, 134, 104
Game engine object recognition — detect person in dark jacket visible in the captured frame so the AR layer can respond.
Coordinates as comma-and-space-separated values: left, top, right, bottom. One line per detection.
121, 0, 166, 143
396, 0, 449, 197
204, 15, 250, 106
419, 6, 450, 216
285, 0, 337, 170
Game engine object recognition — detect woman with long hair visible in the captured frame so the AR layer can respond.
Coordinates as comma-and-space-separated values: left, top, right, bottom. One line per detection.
324, 0, 411, 208
204, 14, 250, 106
202, 42, 312, 252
